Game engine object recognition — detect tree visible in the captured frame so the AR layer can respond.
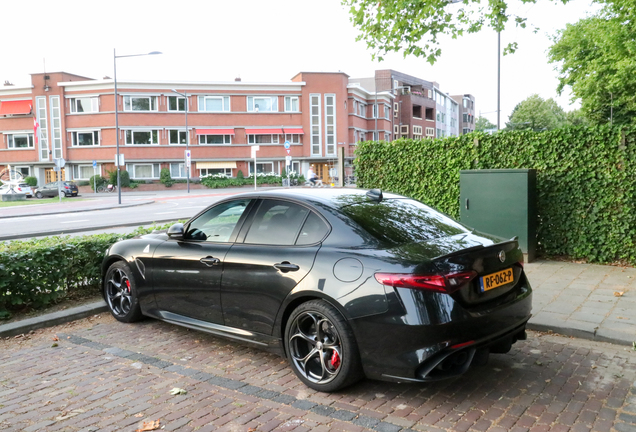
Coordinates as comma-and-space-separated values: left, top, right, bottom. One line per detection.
564, 109, 588, 126
549, 0, 636, 125
506, 94, 565, 131
342, 0, 536, 64
475, 116, 496, 131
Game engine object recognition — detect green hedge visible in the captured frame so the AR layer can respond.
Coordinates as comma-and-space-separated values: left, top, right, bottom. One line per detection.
355, 126, 636, 264
200, 174, 282, 189
0, 223, 176, 318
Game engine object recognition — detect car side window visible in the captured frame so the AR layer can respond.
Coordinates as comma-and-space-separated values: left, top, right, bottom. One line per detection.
185, 199, 250, 242
244, 200, 310, 246
296, 212, 330, 245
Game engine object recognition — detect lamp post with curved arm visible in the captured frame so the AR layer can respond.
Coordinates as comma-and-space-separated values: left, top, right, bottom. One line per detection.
114, 49, 162, 205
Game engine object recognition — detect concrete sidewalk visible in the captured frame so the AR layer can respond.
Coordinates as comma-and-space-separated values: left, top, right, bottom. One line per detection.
2, 260, 634, 347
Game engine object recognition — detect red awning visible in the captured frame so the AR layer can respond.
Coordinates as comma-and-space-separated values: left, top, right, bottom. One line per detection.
196, 129, 235, 135
283, 128, 304, 135
0, 100, 32, 116
245, 128, 284, 135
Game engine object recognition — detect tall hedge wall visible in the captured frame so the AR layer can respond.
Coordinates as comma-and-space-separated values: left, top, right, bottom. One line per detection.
355, 126, 636, 264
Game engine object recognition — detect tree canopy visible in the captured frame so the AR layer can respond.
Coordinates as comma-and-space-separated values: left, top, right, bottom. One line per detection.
342, 0, 538, 64
548, 0, 636, 126
475, 116, 496, 131
506, 94, 565, 131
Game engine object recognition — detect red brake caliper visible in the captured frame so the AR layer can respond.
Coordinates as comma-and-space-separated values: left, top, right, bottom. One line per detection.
330, 351, 340, 369
125, 280, 131, 293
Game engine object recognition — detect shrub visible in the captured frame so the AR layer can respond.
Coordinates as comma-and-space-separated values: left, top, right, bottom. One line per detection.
77, 181, 90, 186
236, 170, 244, 179
0, 222, 179, 319
128, 182, 139, 189
89, 175, 107, 191
106, 169, 131, 188
160, 168, 173, 187
24, 176, 37, 187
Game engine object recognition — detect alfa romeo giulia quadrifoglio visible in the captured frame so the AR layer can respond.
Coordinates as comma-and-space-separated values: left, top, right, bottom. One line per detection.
102, 188, 532, 392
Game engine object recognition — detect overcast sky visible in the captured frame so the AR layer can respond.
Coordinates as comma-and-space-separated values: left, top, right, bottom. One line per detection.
0, 0, 597, 125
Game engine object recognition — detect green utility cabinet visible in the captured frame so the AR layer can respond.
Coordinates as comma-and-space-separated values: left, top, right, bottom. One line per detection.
460, 169, 537, 262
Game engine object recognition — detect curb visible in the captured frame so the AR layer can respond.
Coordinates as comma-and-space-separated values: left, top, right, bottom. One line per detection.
527, 322, 633, 347
0, 301, 108, 338
0, 199, 155, 220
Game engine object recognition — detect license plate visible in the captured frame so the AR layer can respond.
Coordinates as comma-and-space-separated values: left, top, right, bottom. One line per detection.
480, 268, 514, 292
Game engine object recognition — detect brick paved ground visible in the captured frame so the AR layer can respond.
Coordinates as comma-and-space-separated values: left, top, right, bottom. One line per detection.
1, 315, 635, 432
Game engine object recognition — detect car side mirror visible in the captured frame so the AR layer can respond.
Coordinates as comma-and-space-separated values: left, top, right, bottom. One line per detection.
167, 223, 184, 240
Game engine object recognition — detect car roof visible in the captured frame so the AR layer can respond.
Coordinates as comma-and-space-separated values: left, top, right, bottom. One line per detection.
229, 188, 407, 210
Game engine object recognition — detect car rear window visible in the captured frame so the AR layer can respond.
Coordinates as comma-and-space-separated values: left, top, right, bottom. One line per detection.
340, 198, 469, 245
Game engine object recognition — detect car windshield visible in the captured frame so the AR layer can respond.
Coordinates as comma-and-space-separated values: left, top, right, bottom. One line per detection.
340, 198, 469, 246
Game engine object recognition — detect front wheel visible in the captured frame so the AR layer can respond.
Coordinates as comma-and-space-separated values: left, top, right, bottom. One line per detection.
97, 186, 105, 193
285, 300, 363, 392
104, 261, 144, 323
35, 191, 43, 199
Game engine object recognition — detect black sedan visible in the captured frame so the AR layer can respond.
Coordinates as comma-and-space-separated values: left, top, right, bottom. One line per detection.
35, 181, 79, 198
102, 189, 532, 392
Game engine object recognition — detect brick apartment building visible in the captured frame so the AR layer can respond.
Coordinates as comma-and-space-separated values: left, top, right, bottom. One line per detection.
0, 69, 469, 186
451, 94, 476, 134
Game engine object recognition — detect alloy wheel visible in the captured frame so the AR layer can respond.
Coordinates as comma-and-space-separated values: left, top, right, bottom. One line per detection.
105, 268, 133, 317
288, 311, 342, 384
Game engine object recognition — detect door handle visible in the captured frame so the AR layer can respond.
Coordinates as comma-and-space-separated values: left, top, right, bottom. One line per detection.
200, 256, 220, 267
274, 262, 300, 273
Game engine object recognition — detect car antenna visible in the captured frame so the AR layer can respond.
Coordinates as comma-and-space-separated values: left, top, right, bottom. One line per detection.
366, 189, 383, 202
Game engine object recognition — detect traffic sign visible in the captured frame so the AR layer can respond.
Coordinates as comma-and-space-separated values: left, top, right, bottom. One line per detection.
55, 158, 66, 168
286, 148, 291, 155
284, 141, 291, 149
92, 160, 97, 168
251, 145, 260, 158
114, 154, 125, 166
285, 156, 292, 164
185, 150, 191, 168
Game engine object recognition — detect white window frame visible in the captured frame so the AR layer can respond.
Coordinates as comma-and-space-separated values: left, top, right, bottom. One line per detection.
125, 130, 159, 145
167, 96, 186, 112
6, 133, 34, 149
393, 125, 399, 134
72, 164, 100, 180
310, 94, 321, 156
71, 130, 100, 147
372, 104, 378, 119
284, 134, 301, 144
69, 97, 99, 113
249, 161, 274, 175
198, 96, 230, 112
426, 127, 435, 136
413, 126, 423, 136
284, 96, 299, 112
200, 168, 232, 178
170, 162, 187, 178
123, 95, 158, 112
128, 163, 160, 179
169, 129, 188, 145
384, 104, 390, 119
384, 132, 391, 141
359, 132, 366, 143
247, 96, 278, 113
199, 134, 232, 145
400, 125, 409, 135
393, 80, 399, 92
247, 134, 279, 144
357, 102, 365, 117
325, 94, 336, 156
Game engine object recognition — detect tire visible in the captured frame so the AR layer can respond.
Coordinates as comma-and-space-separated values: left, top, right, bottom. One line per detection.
97, 186, 105, 193
103, 261, 144, 323
35, 191, 43, 199
285, 300, 363, 392
59, 191, 65, 198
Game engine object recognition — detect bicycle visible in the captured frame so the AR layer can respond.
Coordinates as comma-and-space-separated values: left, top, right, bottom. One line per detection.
97, 184, 117, 193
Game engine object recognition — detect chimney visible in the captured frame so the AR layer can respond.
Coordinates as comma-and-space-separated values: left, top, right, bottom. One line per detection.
235, 77, 241, 82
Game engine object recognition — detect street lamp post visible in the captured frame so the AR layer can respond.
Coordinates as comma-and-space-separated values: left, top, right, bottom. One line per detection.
114, 49, 162, 205
171, 89, 190, 193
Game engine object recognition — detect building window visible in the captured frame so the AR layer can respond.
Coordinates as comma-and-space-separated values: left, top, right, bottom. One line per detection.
384, 104, 390, 119
71, 131, 100, 146
285, 96, 299, 112
372, 104, 378, 118
7, 133, 34, 149
400, 125, 409, 135
198, 96, 230, 112
384, 132, 391, 141
413, 126, 423, 136
249, 162, 274, 175
248, 134, 279, 144
15, 166, 30, 177
413, 105, 422, 119
463, 99, 468, 108
325, 94, 336, 156
463, 113, 468, 123
463, 128, 471, 134
123, 96, 157, 111
72, 164, 98, 180
310, 94, 321, 156
169, 130, 188, 145
426, 127, 435, 136
284, 134, 301, 144
199, 134, 231, 145
393, 79, 399, 92
168, 96, 186, 112
247, 96, 278, 112
170, 163, 187, 178
428, 89, 432, 98
437, 112, 441, 122
128, 163, 160, 179
393, 125, 399, 134
357, 102, 365, 117
200, 168, 232, 178
69, 97, 98, 113
50, 96, 62, 159
125, 130, 159, 145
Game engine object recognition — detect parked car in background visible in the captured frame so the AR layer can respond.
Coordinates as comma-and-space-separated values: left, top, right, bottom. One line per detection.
102, 188, 532, 392
35, 181, 79, 198
0, 183, 33, 197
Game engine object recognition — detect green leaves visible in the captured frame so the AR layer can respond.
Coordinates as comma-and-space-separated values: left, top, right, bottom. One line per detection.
356, 126, 636, 264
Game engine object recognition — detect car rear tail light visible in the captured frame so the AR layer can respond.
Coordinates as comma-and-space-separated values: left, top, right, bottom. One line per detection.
64, 186, 70, 189
374, 271, 478, 294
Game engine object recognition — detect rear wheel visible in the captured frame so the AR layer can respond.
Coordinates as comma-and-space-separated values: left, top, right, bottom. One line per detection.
35, 191, 43, 199
285, 300, 363, 392
97, 185, 105, 193
104, 261, 143, 323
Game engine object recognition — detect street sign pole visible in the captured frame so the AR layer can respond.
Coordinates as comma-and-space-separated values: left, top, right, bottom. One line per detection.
92, 160, 97, 193
251, 146, 259, 190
